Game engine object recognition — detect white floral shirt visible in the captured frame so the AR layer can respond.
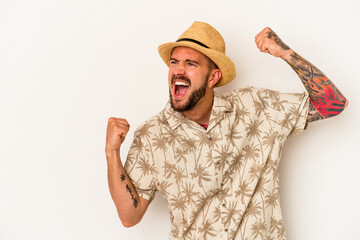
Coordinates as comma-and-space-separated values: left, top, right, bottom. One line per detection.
124, 87, 309, 240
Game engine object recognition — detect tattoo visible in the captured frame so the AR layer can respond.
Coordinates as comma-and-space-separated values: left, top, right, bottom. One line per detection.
126, 184, 139, 208
120, 173, 138, 208
120, 174, 126, 181
286, 52, 347, 122
267, 29, 290, 50
307, 101, 325, 122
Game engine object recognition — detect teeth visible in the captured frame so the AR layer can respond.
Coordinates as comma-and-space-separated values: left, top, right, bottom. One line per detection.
175, 81, 189, 86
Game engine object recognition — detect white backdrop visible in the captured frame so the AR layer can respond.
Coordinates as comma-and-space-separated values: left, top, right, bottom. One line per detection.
1, 0, 359, 239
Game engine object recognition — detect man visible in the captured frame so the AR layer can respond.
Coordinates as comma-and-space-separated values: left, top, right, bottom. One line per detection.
105, 22, 348, 239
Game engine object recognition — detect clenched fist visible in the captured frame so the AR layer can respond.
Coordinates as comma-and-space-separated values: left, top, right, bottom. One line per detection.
255, 27, 292, 59
106, 117, 130, 152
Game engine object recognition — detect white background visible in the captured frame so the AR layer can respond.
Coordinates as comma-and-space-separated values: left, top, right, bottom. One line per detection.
1, 0, 359, 239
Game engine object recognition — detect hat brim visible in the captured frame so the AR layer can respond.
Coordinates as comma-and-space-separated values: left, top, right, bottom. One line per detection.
158, 41, 236, 87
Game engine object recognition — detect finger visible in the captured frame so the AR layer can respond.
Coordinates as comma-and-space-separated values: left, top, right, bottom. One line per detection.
107, 121, 130, 137
116, 121, 130, 129
260, 27, 270, 37
255, 34, 262, 44
108, 117, 129, 125
117, 122, 130, 132
255, 29, 266, 42
117, 118, 130, 126
108, 118, 130, 130
255, 32, 262, 42
255, 35, 265, 49
255, 27, 267, 39
115, 125, 129, 138
258, 40, 267, 52
264, 27, 272, 35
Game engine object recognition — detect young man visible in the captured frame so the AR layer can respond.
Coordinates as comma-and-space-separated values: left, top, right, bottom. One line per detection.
105, 21, 348, 240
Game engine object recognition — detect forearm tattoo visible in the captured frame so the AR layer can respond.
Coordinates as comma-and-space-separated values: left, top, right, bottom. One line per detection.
285, 52, 348, 122
120, 173, 139, 208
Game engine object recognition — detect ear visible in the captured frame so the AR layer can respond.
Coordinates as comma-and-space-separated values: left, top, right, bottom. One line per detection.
208, 68, 222, 88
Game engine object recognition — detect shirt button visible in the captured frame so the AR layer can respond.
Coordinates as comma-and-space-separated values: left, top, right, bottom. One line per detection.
222, 203, 225, 207
225, 229, 228, 232
220, 183, 224, 187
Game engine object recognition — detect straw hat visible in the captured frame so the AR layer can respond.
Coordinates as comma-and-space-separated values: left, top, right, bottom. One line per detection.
158, 21, 236, 87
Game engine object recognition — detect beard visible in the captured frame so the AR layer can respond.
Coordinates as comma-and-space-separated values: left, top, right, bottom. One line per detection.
169, 74, 208, 112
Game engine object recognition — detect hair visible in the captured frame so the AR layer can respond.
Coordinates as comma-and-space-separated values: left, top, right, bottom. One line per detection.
207, 57, 219, 71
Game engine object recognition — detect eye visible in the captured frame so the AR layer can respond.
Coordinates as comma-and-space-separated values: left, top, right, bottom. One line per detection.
187, 62, 196, 67
170, 60, 178, 65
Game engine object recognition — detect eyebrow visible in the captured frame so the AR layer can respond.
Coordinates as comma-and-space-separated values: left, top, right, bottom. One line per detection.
170, 58, 200, 65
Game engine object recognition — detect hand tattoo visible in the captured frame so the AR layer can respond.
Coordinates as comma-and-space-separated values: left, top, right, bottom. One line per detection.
120, 174, 139, 208
266, 29, 290, 50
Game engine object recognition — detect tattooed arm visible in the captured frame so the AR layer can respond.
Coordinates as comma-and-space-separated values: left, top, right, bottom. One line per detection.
106, 117, 150, 227
255, 27, 348, 123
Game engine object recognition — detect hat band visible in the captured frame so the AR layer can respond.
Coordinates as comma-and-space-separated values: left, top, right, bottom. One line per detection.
176, 38, 209, 49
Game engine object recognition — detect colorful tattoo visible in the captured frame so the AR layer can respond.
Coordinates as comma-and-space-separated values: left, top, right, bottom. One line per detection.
120, 173, 138, 208
285, 52, 347, 122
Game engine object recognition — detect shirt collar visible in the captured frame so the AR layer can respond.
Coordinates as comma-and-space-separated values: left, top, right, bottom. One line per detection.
164, 92, 234, 131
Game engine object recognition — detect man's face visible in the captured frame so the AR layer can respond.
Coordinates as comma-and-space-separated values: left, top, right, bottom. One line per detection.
168, 47, 214, 112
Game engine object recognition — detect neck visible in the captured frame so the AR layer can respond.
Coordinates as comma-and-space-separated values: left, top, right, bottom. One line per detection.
182, 89, 214, 125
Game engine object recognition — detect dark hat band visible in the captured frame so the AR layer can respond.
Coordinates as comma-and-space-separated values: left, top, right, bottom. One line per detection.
176, 38, 209, 49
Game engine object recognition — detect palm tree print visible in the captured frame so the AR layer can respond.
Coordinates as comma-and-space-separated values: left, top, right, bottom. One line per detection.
190, 163, 211, 188
251, 220, 267, 239
279, 112, 293, 129
152, 134, 168, 153
245, 201, 262, 219
124, 87, 310, 239
265, 189, 279, 209
198, 220, 217, 240
262, 131, 279, 149
136, 157, 158, 177
158, 180, 173, 199
235, 181, 252, 204
225, 124, 243, 146
170, 194, 187, 213
243, 143, 260, 161
181, 182, 198, 205
246, 119, 264, 139
222, 201, 240, 227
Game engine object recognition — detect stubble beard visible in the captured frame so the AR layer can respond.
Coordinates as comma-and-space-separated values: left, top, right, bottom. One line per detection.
169, 74, 209, 112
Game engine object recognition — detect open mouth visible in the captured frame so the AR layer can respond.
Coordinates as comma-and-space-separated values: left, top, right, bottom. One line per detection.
174, 81, 190, 98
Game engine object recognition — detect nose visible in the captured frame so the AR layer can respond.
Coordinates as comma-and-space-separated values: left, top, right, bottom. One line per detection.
173, 61, 186, 75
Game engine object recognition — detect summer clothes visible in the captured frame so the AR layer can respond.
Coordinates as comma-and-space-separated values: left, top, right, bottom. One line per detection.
124, 87, 310, 240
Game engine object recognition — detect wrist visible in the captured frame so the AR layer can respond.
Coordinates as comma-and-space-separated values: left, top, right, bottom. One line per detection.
280, 48, 295, 61
106, 148, 121, 162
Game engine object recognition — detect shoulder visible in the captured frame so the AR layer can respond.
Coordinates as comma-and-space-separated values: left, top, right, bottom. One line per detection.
133, 107, 169, 139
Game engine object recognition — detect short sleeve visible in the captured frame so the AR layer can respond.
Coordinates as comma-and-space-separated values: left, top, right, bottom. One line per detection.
256, 88, 310, 139
124, 129, 158, 201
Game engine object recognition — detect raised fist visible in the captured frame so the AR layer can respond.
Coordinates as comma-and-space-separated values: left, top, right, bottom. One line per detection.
106, 117, 130, 152
255, 27, 291, 58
